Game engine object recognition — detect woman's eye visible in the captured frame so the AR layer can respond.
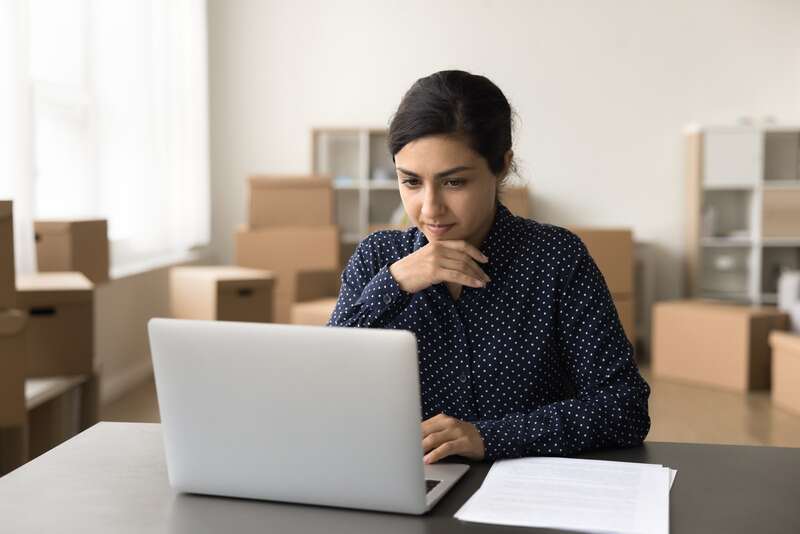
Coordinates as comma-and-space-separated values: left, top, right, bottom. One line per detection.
444, 179, 465, 187
401, 179, 420, 187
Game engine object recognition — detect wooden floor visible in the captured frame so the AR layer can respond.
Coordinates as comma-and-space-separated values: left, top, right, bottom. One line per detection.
101, 365, 800, 448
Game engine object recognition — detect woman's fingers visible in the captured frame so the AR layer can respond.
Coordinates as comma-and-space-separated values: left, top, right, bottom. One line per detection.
438, 268, 484, 288
421, 412, 452, 437
438, 250, 490, 281
438, 240, 489, 265
437, 257, 489, 286
422, 427, 458, 453
424, 437, 468, 464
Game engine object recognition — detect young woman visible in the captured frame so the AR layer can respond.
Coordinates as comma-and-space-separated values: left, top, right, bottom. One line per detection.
328, 70, 650, 464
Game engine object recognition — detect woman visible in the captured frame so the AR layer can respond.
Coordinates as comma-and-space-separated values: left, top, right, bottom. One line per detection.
328, 70, 651, 464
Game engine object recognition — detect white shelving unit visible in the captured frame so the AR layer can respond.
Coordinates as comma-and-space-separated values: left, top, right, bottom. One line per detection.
312, 128, 405, 251
686, 125, 800, 305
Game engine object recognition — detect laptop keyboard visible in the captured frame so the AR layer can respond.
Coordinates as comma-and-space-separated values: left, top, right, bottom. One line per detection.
425, 479, 441, 493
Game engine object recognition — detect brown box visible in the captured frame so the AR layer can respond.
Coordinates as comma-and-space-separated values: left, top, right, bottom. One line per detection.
769, 331, 800, 415
170, 266, 276, 323
1, 200, 15, 308
614, 296, 635, 346
291, 297, 338, 326
235, 225, 339, 323
248, 175, 334, 229
35, 219, 110, 284
26, 372, 98, 460
0, 309, 27, 426
15, 272, 94, 377
501, 186, 530, 218
763, 189, 800, 238
570, 228, 634, 296
652, 300, 788, 392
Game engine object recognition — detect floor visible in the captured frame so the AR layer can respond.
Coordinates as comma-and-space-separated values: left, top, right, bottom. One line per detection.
101, 365, 800, 448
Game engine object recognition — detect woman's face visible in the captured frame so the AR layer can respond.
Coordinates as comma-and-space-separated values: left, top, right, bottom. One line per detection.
394, 134, 504, 247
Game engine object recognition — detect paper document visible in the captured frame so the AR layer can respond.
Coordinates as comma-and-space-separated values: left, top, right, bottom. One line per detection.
455, 457, 675, 534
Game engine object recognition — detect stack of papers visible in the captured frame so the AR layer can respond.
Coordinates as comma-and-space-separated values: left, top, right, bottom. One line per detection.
455, 457, 676, 534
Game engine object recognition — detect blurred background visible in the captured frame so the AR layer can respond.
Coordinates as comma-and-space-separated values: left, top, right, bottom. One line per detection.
1, 0, 800, 473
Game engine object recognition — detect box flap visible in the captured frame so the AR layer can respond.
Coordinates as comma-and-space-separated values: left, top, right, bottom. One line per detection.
172, 265, 276, 283
0, 200, 12, 219
248, 175, 332, 190
659, 299, 790, 319
34, 219, 107, 235
16, 272, 94, 306
0, 309, 26, 336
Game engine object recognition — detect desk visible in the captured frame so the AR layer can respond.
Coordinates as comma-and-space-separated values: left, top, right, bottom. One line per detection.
0, 422, 798, 533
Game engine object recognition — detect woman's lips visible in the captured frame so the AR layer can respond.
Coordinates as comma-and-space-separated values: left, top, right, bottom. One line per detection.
426, 223, 455, 236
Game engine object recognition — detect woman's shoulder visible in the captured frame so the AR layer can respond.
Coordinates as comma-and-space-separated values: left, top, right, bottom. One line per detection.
353, 226, 418, 263
508, 215, 587, 259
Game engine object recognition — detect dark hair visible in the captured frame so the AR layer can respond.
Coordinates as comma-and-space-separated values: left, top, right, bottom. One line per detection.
388, 70, 516, 178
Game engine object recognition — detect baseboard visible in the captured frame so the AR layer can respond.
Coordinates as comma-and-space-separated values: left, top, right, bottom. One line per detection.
100, 359, 154, 406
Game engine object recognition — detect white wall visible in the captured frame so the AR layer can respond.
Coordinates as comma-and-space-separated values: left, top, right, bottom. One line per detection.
207, 0, 800, 301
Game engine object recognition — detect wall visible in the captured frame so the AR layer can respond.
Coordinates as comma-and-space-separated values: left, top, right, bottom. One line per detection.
95, 253, 208, 404
207, 0, 800, 302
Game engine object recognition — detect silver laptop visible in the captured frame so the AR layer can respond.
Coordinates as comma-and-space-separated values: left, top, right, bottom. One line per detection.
148, 318, 469, 514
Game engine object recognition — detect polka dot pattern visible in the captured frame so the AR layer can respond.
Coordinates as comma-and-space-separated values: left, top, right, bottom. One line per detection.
327, 203, 651, 460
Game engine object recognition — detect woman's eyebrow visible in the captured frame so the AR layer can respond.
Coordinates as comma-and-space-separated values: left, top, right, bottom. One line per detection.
396, 166, 473, 178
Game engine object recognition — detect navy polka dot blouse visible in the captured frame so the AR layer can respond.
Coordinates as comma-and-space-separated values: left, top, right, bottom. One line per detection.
327, 202, 651, 460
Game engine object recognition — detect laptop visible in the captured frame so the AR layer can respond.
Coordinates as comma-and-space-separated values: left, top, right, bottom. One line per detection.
148, 318, 469, 514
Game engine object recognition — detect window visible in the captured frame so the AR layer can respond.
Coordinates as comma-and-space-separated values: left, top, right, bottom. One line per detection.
1, 0, 210, 274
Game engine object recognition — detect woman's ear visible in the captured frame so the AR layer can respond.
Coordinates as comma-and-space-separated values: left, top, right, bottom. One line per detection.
500, 150, 514, 179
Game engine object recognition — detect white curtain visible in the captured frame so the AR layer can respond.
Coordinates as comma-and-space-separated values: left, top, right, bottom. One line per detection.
0, 0, 35, 275
1, 0, 209, 274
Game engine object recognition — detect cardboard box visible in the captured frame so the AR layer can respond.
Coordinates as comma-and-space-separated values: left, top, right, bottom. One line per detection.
0, 309, 27, 426
291, 297, 338, 326
501, 186, 530, 218
16, 272, 94, 377
0, 200, 15, 308
570, 228, 634, 296
35, 219, 110, 284
26, 373, 97, 460
614, 296, 635, 346
652, 300, 788, 392
295, 270, 340, 303
170, 266, 275, 323
235, 225, 339, 323
763, 189, 800, 238
248, 175, 334, 228
769, 331, 800, 415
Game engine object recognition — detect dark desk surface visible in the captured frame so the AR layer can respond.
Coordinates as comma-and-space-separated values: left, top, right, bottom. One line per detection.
0, 422, 798, 533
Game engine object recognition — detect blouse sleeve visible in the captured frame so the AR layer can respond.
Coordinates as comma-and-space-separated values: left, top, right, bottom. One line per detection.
326, 235, 412, 328
473, 238, 651, 459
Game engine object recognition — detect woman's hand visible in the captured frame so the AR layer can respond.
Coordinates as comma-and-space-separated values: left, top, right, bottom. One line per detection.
421, 413, 485, 464
388, 240, 490, 294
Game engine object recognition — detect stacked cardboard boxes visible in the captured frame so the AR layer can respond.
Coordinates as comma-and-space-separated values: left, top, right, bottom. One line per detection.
16, 272, 94, 377
570, 228, 635, 346
652, 300, 788, 392
290, 270, 341, 326
235, 176, 340, 323
170, 266, 276, 323
0, 201, 27, 474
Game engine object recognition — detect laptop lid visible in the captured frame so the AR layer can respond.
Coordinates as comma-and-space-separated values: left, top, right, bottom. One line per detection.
148, 318, 430, 514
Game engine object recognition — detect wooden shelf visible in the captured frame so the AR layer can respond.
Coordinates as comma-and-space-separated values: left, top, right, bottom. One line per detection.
686, 125, 800, 304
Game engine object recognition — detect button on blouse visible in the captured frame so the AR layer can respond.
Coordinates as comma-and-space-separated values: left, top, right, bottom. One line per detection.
327, 203, 651, 460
